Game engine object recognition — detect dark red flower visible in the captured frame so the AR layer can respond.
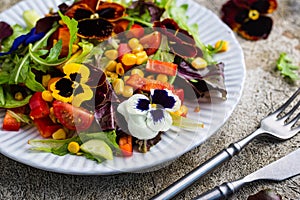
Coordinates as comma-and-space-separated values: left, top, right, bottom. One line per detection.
64, 0, 125, 41
221, 0, 277, 40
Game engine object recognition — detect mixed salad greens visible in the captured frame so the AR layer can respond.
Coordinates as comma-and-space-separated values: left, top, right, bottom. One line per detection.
0, 0, 228, 163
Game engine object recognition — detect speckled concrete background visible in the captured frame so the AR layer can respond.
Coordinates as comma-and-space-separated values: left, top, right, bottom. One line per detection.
0, 0, 299, 199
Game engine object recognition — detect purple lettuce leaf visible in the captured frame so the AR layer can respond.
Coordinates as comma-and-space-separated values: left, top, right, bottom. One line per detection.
175, 57, 227, 101
0, 22, 13, 50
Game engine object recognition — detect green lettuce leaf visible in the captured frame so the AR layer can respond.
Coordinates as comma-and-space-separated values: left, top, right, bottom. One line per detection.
276, 52, 299, 81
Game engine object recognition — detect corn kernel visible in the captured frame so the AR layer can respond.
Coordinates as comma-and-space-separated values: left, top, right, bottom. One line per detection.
128, 38, 140, 49
105, 60, 117, 72
42, 90, 53, 102
104, 49, 118, 60
42, 74, 51, 88
156, 74, 168, 83
49, 107, 57, 123
116, 63, 125, 76
121, 53, 137, 66
191, 57, 207, 69
132, 44, 144, 53
52, 128, 67, 140
215, 40, 229, 52
135, 51, 148, 65
14, 92, 23, 101
68, 142, 80, 154
123, 75, 130, 82
122, 85, 134, 98
131, 68, 144, 77
113, 78, 125, 95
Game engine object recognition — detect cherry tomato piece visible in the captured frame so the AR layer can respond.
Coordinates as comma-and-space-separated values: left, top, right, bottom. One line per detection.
139, 31, 161, 55
128, 24, 144, 38
52, 100, 94, 131
2, 111, 21, 131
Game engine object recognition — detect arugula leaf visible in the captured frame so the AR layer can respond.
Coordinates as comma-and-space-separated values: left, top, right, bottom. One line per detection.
45, 39, 62, 62
25, 70, 45, 92
276, 52, 299, 81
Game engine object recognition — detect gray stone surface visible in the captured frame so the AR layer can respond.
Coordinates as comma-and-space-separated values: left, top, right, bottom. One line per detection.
0, 0, 299, 199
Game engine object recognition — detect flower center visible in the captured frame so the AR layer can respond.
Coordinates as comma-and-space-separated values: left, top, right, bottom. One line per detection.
248, 9, 260, 20
151, 104, 157, 109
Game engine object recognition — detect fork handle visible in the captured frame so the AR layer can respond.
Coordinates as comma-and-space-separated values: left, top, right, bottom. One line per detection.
150, 143, 242, 200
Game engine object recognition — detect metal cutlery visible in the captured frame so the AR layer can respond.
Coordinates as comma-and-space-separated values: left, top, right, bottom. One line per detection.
151, 88, 300, 200
193, 147, 300, 200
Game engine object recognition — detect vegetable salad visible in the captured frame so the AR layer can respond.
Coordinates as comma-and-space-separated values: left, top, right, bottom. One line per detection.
0, 0, 228, 163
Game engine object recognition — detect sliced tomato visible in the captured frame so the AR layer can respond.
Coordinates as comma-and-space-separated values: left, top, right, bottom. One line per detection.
146, 59, 177, 76
139, 31, 161, 55
118, 134, 133, 157
127, 24, 144, 38
125, 74, 174, 92
2, 111, 21, 131
52, 100, 94, 131
29, 92, 50, 119
33, 117, 61, 138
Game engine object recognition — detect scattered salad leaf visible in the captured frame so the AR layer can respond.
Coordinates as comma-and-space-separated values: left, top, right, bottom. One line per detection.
1, 24, 28, 52
276, 52, 299, 82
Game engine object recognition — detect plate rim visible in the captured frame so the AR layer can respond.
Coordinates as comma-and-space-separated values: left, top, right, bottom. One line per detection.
0, 0, 246, 175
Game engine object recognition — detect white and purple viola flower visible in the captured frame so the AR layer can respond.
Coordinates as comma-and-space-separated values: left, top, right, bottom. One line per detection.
117, 89, 181, 140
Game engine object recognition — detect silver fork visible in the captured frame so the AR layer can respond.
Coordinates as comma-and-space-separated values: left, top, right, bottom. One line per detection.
151, 88, 300, 200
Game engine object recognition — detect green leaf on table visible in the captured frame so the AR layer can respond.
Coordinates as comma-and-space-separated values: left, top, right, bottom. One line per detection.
276, 52, 299, 81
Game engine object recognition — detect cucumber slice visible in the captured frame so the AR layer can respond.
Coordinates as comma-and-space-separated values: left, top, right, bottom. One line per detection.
23, 10, 41, 29
80, 139, 113, 160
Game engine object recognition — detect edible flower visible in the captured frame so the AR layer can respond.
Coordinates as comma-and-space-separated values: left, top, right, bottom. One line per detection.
64, 0, 125, 41
50, 63, 93, 107
117, 89, 181, 140
0, 27, 45, 56
221, 0, 277, 41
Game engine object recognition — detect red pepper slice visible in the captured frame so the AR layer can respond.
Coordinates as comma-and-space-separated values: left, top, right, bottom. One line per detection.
118, 134, 133, 157
33, 117, 61, 138
2, 111, 21, 131
29, 92, 50, 119
125, 74, 174, 92
146, 59, 177, 76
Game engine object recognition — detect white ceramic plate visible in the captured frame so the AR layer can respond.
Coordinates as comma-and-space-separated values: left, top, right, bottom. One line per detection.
0, 0, 245, 175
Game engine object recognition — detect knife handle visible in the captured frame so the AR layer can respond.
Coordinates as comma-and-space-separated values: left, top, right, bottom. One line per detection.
192, 182, 236, 200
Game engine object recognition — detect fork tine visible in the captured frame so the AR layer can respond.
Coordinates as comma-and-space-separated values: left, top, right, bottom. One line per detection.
286, 112, 300, 129
272, 88, 300, 116
280, 100, 300, 121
